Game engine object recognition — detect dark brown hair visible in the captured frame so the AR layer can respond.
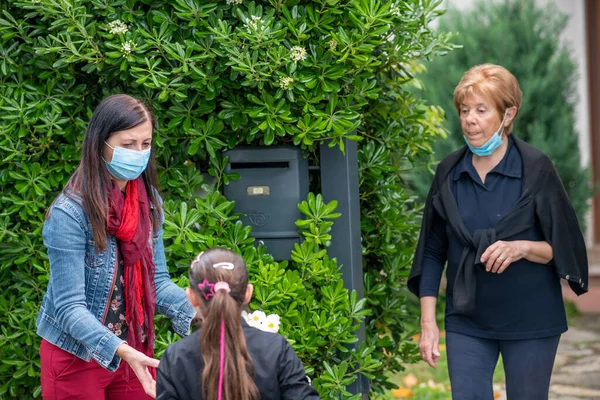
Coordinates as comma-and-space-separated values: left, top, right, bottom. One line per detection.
58, 94, 162, 249
189, 248, 260, 400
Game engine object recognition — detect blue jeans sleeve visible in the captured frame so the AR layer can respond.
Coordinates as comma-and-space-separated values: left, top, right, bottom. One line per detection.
43, 204, 124, 371
419, 210, 448, 298
153, 223, 196, 337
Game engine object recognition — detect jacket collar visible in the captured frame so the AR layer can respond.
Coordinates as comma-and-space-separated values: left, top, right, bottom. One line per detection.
452, 135, 522, 183
437, 135, 543, 200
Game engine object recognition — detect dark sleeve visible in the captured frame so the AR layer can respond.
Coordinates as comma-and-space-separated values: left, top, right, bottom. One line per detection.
535, 163, 588, 295
419, 210, 448, 297
156, 347, 181, 400
278, 337, 320, 399
407, 170, 441, 297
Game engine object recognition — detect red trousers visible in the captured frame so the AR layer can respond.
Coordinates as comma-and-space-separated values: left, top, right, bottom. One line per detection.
40, 339, 152, 400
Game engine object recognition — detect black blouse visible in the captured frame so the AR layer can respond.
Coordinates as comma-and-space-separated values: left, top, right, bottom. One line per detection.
419, 136, 567, 340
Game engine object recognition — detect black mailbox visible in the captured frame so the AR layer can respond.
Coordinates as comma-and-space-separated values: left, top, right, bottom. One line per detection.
223, 146, 309, 260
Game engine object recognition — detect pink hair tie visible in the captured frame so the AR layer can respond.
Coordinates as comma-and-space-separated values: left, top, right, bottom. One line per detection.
214, 281, 229, 400
218, 316, 225, 400
214, 281, 231, 293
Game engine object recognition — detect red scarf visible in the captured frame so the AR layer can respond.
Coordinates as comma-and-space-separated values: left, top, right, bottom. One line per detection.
107, 177, 156, 358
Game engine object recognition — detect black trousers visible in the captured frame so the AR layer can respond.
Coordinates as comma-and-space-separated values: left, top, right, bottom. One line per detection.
446, 331, 560, 400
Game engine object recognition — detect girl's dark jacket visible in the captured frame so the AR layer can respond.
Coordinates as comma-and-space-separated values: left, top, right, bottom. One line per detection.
157, 320, 320, 400
408, 136, 588, 312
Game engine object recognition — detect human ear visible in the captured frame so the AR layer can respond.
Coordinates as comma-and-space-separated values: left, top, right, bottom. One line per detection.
243, 284, 253, 305
504, 106, 518, 126
186, 287, 201, 308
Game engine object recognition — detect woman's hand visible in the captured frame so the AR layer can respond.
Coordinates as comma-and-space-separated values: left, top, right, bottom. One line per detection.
481, 240, 553, 273
480, 240, 525, 273
419, 296, 440, 368
116, 343, 160, 398
419, 322, 441, 368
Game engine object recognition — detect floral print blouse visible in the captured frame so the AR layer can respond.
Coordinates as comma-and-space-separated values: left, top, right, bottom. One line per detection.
104, 251, 128, 340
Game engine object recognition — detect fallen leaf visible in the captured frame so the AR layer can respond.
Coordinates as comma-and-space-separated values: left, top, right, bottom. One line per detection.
402, 373, 418, 388
411, 333, 420, 342
493, 392, 501, 399
391, 387, 414, 398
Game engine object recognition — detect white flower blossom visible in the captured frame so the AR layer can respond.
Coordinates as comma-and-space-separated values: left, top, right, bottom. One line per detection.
121, 40, 135, 56
226, 0, 243, 4
327, 39, 338, 51
245, 15, 263, 33
289, 46, 307, 62
108, 20, 128, 35
247, 310, 266, 324
391, 4, 401, 17
244, 310, 280, 333
279, 77, 294, 90
263, 314, 280, 333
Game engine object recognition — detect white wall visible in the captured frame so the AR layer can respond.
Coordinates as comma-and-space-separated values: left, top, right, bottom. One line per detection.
442, 0, 594, 245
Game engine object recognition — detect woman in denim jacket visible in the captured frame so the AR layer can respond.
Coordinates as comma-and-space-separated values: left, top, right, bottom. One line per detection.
37, 94, 195, 399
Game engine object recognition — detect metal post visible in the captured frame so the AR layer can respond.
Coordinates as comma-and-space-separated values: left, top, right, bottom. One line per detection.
319, 138, 369, 397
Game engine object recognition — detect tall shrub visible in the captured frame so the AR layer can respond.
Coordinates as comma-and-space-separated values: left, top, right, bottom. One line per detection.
0, 0, 454, 397
411, 0, 591, 225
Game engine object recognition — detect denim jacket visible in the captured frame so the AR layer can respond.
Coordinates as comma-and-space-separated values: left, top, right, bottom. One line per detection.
36, 192, 195, 372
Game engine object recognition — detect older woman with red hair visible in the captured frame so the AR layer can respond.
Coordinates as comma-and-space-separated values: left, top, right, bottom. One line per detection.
409, 64, 588, 400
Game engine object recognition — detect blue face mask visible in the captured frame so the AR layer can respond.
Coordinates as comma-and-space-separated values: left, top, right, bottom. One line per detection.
103, 142, 151, 181
463, 111, 508, 157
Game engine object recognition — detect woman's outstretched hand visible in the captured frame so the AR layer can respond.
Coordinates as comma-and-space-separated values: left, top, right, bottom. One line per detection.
116, 343, 160, 398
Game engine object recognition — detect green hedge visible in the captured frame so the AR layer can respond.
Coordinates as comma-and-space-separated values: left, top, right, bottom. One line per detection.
0, 0, 454, 398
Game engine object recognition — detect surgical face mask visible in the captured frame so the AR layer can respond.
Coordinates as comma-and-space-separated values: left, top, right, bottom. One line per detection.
463, 111, 508, 157
103, 142, 151, 181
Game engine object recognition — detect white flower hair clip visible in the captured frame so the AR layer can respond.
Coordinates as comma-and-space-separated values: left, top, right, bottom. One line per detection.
241, 310, 280, 333
213, 262, 235, 270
